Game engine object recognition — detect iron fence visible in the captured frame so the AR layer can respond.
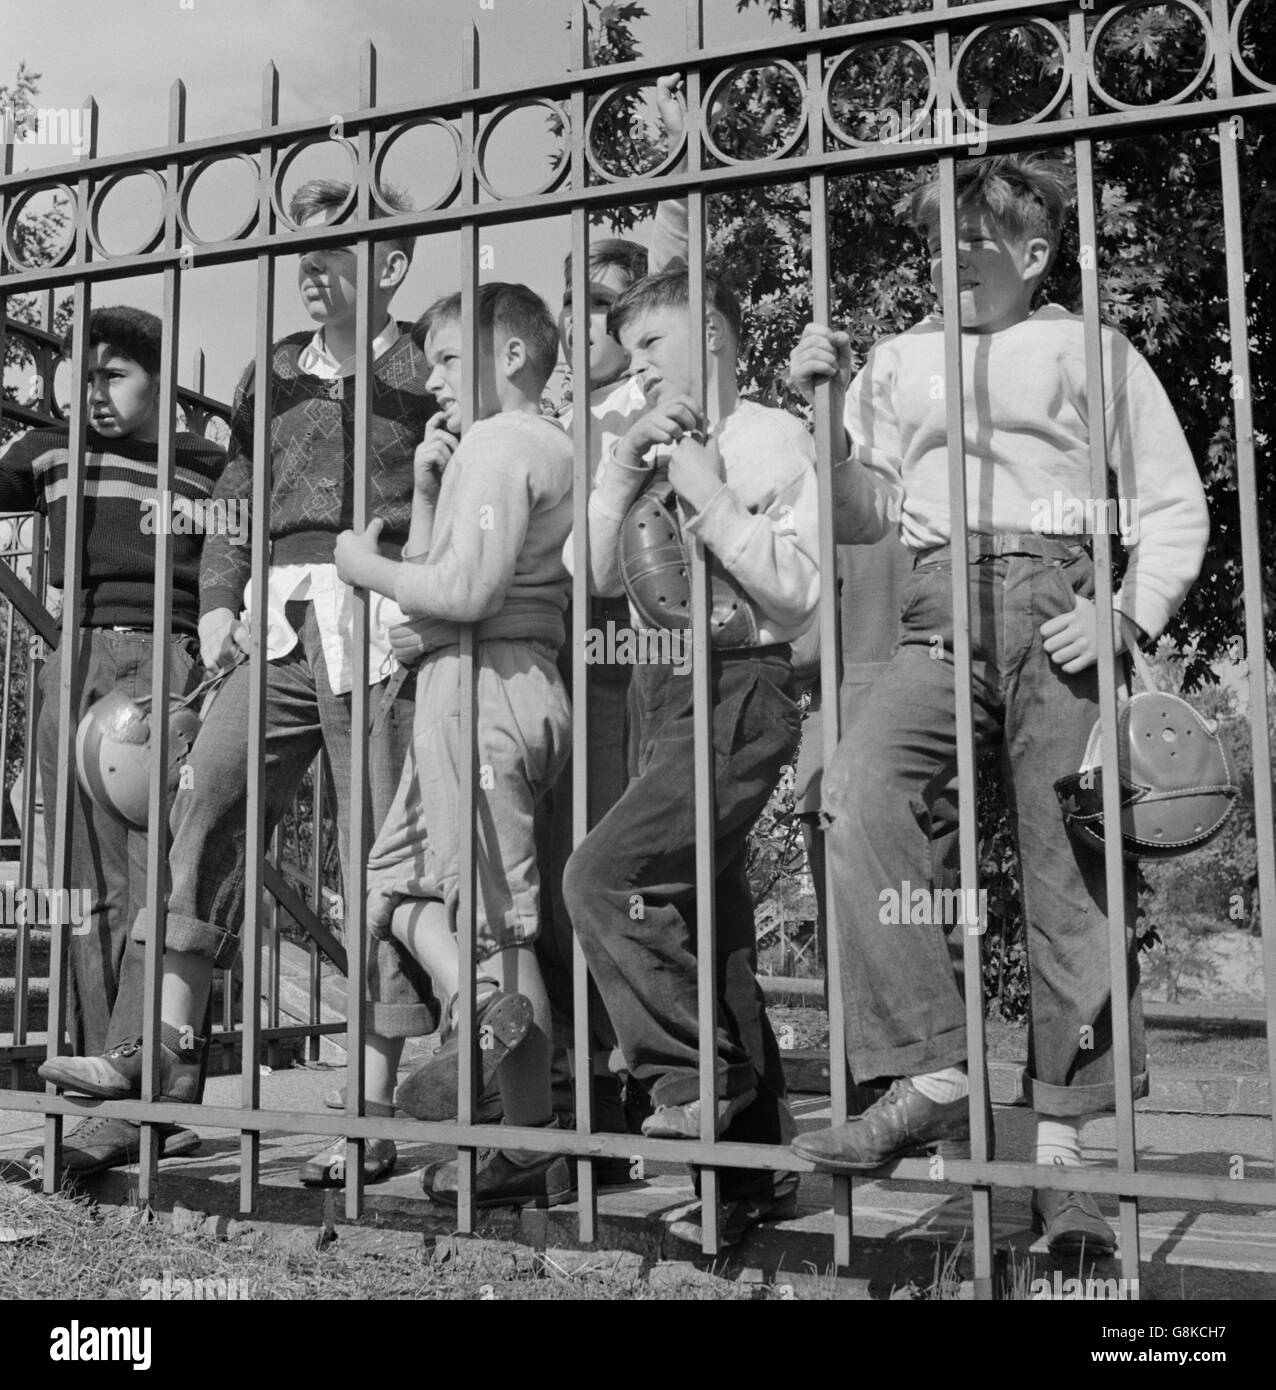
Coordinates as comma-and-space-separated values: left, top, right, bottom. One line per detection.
0, 0, 1272, 1297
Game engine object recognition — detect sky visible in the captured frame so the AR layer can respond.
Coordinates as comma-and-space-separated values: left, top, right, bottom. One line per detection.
4, 0, 785, 403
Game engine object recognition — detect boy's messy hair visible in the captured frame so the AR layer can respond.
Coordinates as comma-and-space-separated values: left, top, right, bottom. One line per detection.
411, 282, 561, 389
899, 153, 1072, 264
289, 178, 417, 264
64, 306, 163, 377
560, 238, 648, 298
607, 267, 743, 344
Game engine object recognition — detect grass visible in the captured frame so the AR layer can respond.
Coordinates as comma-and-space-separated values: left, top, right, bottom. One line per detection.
0, 1183, 802, 1302
771, 1005, 1270, 1073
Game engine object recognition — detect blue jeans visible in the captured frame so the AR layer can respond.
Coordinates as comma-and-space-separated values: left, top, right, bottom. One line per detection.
131, 601, 416, 970
37, 628, 202, 1057
821, 538, 1148, 1116
563, 649, 801, 1198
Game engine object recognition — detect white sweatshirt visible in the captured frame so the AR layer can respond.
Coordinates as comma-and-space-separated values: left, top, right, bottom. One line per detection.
832, 304, 1209, 639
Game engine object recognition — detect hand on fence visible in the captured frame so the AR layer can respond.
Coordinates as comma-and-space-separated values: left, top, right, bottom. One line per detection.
655, 74, 685, 143
788, 322, 854, 405
198, 606, 251, 673
334, 518, 386, 588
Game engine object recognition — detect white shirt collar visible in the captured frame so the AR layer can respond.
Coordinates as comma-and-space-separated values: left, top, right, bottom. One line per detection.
298, 316, 401, 380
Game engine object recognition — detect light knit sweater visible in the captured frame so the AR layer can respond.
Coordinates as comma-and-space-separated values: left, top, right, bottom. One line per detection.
832, 305, 1209, 639
393, 411, 573, 653
587, 398, 821, 647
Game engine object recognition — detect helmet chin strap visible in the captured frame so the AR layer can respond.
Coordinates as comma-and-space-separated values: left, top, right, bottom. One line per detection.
133, 650, 248, 713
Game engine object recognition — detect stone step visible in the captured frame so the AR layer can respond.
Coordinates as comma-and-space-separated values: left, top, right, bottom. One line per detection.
0, 925, 51, 977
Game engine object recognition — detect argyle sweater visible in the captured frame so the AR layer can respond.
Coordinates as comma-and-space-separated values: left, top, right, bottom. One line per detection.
200, 326, 438, 617
0, 426, 227, 635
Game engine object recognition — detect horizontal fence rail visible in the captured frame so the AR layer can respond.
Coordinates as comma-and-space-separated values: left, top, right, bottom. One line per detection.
1, 0, 1273, 1297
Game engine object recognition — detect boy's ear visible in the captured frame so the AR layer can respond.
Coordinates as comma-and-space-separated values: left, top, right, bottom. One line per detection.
1021, 235, 1053, 286
704, 307, 732, 355
501, 335, 529, 380
376, 247, 410, 294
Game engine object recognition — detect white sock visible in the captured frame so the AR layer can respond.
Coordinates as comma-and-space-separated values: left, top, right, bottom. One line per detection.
1036, 1115, 1083, 1167
911, 1065, 969, 1104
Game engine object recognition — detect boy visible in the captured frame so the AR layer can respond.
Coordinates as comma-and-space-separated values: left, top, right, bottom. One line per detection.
788, 155, 1209, 1254
1, 306, 225, 1176
318, 282, 575, 1206
39, 184, 433, 1184
561, 268, 820, 1243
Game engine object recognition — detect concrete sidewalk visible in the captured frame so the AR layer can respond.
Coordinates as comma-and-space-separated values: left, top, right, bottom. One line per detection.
3, 1062, 1273, 1299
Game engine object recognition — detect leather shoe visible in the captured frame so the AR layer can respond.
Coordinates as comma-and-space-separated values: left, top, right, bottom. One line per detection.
328, 1080, 503, 1123
38, 1036, 201, 1103
1031, 1185, 1117, 1257
669, 1184, 799, 1249
299, 1136, 397, 1187
791, 1078, 970, 1172
421, 1146, 575, 1209
640, 1089, 756, 1140
395, 992, 532, 1121
22, 1117, 200, 1180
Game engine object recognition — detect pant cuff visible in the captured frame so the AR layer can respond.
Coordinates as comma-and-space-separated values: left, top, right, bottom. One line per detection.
1023, 1068, 1150, 1117
650, 1061, 754, 1109
845, 1023, 968, 1084
132, 909, 239, 970
368, 1000, 441, 1040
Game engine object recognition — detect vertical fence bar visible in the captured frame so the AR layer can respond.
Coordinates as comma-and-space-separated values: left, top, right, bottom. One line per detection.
137, 77, 187, 1202
933, 0, 993, 1299
1208, 0, 1276, 1164
683, 0, 723, 1257
40, 95, 97, 1192
1068, 4, 1141, 1291
804, 0, 853, 1269
342, 37, 378, 1222
454, 20, 482, 1231
567, 0, 598, 1244
239, 61, 279, 1214
309, 759, 325, 1061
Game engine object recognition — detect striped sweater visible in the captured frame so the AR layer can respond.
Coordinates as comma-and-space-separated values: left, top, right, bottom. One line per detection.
0, 426, 227, 635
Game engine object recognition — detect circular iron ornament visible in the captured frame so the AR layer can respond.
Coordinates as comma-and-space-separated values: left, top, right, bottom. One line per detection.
952, 18, 1070, 130
3, 182, 78, 271
371, 118, 463, 213
271, 136, 359, 230
1230, 0, 1276, 94
700, 60, 808, 167
86, 167, 167, 261
177, 152, 261, 248
584, 81, 687, 185
822, 39, 938, 150
474, 98, 571, 201
1087, 0, 1214, 112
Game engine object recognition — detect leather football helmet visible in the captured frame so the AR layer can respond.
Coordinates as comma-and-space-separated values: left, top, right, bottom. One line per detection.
1054, 688, 1239, 860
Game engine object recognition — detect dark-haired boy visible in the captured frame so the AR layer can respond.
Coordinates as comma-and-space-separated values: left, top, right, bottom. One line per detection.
322, 282, 574, 1206
789, 154, 1209, 1254
39, 184, 436, 1185
561, 268, 820, 1242
1, 306, 225, 1176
